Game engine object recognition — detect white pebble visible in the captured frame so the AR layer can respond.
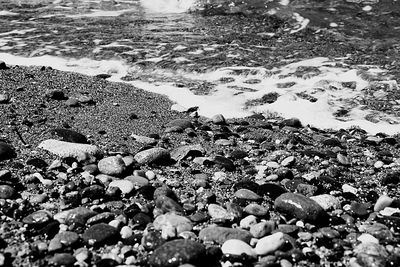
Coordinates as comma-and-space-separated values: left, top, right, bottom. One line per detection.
254, 232, 285, 256
240, 215, 258, 229
120, 226, 133, 239
357, 233, 379, 244
221, 239, 256, 257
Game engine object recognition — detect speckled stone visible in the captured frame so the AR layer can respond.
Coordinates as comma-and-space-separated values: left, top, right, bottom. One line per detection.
149, 239, 206, 267
199, 226, 252, 244
310, 194, 341, 210
274, 193, 327, 223
98, 156, 126, 176
250, 221, 275, 238
153, 213, 193, 238
208, 204, 234, 222
38, 139, 101, 160
22, 210, 52, 226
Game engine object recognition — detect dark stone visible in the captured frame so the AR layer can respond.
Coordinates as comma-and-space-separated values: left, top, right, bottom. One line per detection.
280, 118, 302, 128
95, 259, 119, 267
229, 150, 248, 160
0, 142, 16, 161
349, 202, 371, 217
53, 128, 88, 144
95, 73, 111, 79
81, 185, 105, 200
0, 61, 8, 70
166, 119, 193, 130
47, 90, 67, 100
82, 223, 119, 246
382, 172, 400, 185
38, 220, 60, 239
213, 155, 235, 171
26, 158, 48, 168
0, 185, 16, 199
322, 138, 342, 147
142, 230, 165, 250
274, 193, 328, 224
49, 253, 76, 266
132, 212, 152, 229
257, 183, 287, 200
155, 195, 184, 214
233, 180, 259, 192
149, 239, 206, 267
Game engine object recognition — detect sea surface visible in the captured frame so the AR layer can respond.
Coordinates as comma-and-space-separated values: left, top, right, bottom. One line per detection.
1, 0, 400, 134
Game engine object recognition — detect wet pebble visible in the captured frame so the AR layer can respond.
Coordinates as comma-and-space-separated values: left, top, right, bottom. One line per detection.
274, 193, 327, 223
82, 223, 119, 246
234, 188, 261, 201
310, 194, 340, 210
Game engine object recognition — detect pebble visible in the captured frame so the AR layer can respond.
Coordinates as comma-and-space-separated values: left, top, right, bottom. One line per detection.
342, 184, 358, 195
250, 221, 275, 238
337, 153, 351, 165
155, 195, 184, 214
208, 204, 234, 222
125, 175, 149, 188
98, 156, 126, 176
243, 203, 269, 216
0, 93, 9, 103
357, 233, 379, 244
353, 242, 388, 267
120, 226, 133, 239
134, 147, 170, 165
310, 194, 340, 210
82, 223, 119, 246
221, 239, 256, 257
49, 231, 79, 251
131, 134, 157, 145
38, 139, 101, 160
234, 188, 262, 201
0, 142, 15, 161
0, 185, 15, 199
166, 119, 193, 130
108, 180, 134, 194
49, 253, 76, 266
254, 232, 285, 256
257, 183, 287, 200
274, 193, 327, 223
211, 114, 226, 124
199, 226, 253, 244
240, 215, 258, 230
281, 156, 295, 167
22, 210, 52, 226
153, 213, 193, 238
148, 239, 206, 267
374, 195, 393, 212
57, 207, 97, 225
213, 155, 235, 171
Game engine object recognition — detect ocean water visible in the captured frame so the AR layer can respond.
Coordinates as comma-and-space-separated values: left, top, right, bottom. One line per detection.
0, 0, 400, 134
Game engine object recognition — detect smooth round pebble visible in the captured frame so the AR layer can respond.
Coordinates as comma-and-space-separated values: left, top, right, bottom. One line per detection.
254, 232, 285, 256
98, 156, 126, 176
221, 239, 256, 257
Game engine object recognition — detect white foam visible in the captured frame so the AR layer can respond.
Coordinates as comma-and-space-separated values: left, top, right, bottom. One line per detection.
139, 0, 197, 13
66, 8, 137, 18
0, 10, 19, 16
0, 52, 399, 135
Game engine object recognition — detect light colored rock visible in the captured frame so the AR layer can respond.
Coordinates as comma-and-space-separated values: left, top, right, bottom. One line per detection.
38, 139, 101, 160
208, 204, 234, 221
240, 215, 258, 229
357, 233, 379, 244
342, 184, 358, 195
310, 194, 341, 210
153, 213, 193, 239
98, 156, 126, 176
221, 239, 256, 257
134, 147, 170, 165
374, 195, 393, 212
108, 180, 134, 194
254, 232, 285, 255
250, 221, 275, 238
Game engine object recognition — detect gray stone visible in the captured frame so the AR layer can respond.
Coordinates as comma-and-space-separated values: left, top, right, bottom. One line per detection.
49, 253, 76, 266
235, 188, 262, 201
125, 175, 149, 188
166, 119, 193, 130
0, 185, 15, 199
52, 128, 88, 144
49, 231, 79, 251
149, 239, 206, 267
153, 213, 193, 238
22, 210, 52, 226
170, 144, 204, 162
199, 226, 252, 244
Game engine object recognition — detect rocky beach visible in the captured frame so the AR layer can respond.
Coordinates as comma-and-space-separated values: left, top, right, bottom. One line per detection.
1, 0, 400, 266
0, 59, 400, 267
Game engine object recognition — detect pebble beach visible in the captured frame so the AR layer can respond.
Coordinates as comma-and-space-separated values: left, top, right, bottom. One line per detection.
1, 60, 400, 267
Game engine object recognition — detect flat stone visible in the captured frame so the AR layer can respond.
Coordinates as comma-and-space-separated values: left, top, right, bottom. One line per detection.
221, 239, 256, 257
82, 223, 119, 246
155, 195, 184, 214
131, 134, 157, 145
134, 147, 170, 165
98, 156, 126, 176
153, 213, 193, 238
250, 221, 275, 238
149, 239, 206, 267
166, 119, 193, 130
254, 232, 285, 256
38, 139, 101, 160
212, 155, 235, 171
0, 142, 16, 161
49, 231, 79, 251
257, 183, 287, 200
170, 144, 204, 162
52, 128, 88, 143
199, 226, 252, 244
274, 193, 327, 224
108, 180, 134, 194
0, 185, 16, 199
54, 207, 97, 225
